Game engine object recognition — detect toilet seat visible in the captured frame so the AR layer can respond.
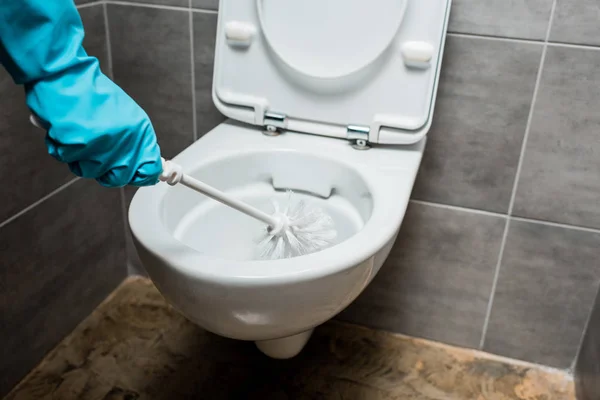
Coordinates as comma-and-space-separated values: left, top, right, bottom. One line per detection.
213, 0, 452, 145
129, 122, 424, 283
255, 0, 407, 79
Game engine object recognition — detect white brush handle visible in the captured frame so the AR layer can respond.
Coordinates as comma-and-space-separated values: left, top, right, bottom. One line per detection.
159, 158, 280, 228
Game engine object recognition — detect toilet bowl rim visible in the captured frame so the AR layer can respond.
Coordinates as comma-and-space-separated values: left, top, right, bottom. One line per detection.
129, 191, 405, 284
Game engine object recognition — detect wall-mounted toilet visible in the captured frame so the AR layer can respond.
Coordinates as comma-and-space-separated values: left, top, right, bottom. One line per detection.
129, 0, 452, 359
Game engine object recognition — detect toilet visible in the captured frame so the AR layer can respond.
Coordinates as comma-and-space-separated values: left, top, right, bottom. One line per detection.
129, 0, 452, 358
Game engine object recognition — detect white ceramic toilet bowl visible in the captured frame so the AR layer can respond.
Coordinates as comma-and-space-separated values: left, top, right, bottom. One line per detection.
129, 120, 424, 358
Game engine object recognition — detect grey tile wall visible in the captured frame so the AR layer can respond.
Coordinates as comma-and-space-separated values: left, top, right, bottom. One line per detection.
112, 5, 223, 273
513, 46, 600, 229
108, 4, 194, 159
448, 0, 554, 40
0, 5, 128, 397
550, 0, 600, 46
483, 220, 600, 368
339, 203, 505, 349
193, 12, 225, 138
0, 72, 72, 222
412, 36, 542, 213
576, 289, 600, 400
109, 2, 196, 273
114, 0, 188, 7
125, 216, 146, 275
0, 180, 126, 396
0, 4, 109, 223
192, 0, 219, 10
79, 4, 111, 74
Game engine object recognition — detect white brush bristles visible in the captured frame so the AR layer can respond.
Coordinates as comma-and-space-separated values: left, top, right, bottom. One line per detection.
257, 192, 336, 260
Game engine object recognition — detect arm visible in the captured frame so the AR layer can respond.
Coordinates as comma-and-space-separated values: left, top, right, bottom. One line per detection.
0, 0, 162, 187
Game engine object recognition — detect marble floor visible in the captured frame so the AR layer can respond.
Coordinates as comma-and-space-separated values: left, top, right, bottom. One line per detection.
5, 277, 575, 400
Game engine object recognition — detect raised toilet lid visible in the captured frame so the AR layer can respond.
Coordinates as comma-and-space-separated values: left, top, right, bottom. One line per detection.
213, 0, 452, 145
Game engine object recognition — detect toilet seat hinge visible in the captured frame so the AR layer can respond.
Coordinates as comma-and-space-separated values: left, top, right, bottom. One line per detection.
263, 111, 287, 136
347, 125, 371, 150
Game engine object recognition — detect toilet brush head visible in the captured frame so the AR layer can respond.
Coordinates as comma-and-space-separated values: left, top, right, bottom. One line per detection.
257, 192, 337, 260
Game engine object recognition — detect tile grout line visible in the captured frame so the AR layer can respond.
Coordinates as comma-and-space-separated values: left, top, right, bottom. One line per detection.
103, 1, 114, 79
119, 187, 134, 276
0, 178, 80, 230
547, 41, 600, 52
409, 199, 507, 219
189, 0, 198, 141
104, 0, 212, 13
478, 218, 511, 350
506, 0, 557, 217
570, 286, 600, 372
191, 7, 218, 14
478, 0, 558, 350
449, 32, 600, 51
447, 32, 543, 45
409, 199, 600, 235
510, 216, 600, 235
76, 0, 105, 9
103, 0, 131, 274
106, 0, 187, 12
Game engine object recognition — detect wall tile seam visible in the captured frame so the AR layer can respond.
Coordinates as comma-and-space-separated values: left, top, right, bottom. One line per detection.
448, 34, 600, 53
188, 0, 198, 141
410, 200, 600, 235
448, 33, 600, 52
0, 178, 80, 230
447, 32, 544, 45
571, 283, 600, 372
76, 1, 105, 10
103, 1, 114, 79
103, 0, 216, 13
478, 218, 509, 350
100, 0, 131, 274
478, 0, 558, 352
120, 187, 131, 272
126, 259, 137, 275
190, 7, 217, 14
546, 41, 600, 52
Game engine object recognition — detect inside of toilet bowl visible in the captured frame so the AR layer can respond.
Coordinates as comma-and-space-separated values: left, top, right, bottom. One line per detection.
161, 151, 373, 261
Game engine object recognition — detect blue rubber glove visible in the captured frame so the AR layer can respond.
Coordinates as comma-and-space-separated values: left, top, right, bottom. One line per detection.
0, 0, 162, 187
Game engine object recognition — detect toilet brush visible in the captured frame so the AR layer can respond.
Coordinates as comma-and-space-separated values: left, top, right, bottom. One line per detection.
160, 158, 336, 260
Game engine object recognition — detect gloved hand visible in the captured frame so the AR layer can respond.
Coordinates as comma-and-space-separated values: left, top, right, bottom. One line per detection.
0, 0, 162, 187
